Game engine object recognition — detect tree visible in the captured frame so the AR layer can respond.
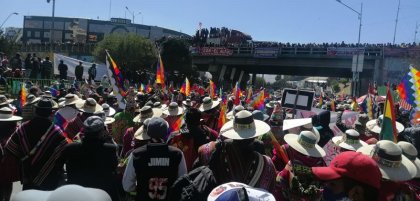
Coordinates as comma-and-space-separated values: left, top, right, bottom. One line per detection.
0, 37, 19, 57
160, 38, 193, 76
254, 76, 266, 89
93, 33, 158, 80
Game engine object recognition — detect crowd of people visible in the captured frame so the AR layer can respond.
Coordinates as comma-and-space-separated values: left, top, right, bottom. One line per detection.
0, 64, 418, 201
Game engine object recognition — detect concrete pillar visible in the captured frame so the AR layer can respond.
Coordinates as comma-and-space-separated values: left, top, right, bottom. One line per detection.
252, 73, 257, 85
373, 59, 383, 84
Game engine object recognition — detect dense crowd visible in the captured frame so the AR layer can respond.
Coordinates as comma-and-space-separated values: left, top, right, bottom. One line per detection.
0, 60, 418, 201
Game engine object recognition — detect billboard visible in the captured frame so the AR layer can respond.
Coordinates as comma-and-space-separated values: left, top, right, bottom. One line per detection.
327, 47, 365, 56
253, 47, 278, 58
198, 47, 233, 56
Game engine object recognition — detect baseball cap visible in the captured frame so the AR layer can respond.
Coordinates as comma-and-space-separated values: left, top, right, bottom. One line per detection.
207, 182, 275, 201
146, 117, 169, 139
312, 151, 381, 189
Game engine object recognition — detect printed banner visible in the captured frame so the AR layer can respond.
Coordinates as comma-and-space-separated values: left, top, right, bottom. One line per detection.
198, 47, 233, 56
327, 47, 365, 56
253, 47, 278, 58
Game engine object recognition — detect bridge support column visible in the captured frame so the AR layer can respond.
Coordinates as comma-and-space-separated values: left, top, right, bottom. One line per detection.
373, 59, 383, 85
251, 73, 257, 86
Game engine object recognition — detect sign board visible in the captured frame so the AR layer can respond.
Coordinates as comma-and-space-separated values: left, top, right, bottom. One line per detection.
198, 47, 233, 56
253, 47, 278, 58
327, 47, 365, 56
281, 88, 315, 111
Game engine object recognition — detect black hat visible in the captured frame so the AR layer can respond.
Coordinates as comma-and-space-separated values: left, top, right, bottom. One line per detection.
34, 98, 58, 109
147, 117, 169, 140
83, 116, 105, 133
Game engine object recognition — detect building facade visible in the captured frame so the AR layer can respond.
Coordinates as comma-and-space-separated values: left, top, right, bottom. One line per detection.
22, 16, 190, 44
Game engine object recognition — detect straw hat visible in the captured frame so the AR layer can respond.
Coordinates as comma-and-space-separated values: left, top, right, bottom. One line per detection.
34, 98, 59, 110
357, 140, 417, 181
366, 115, 405, 134
226, 105, 245, 120
76, 98, 103, 114
332, 129, 368, 151
182, 99, 193, 108
153, 102, 167, 109
398, 141, 420, 178
199, 97, 220, 112
26, 94, 41, 105
265, 101, 277, 109
0, 95, 12, 106
64, 94, 82, 106
101, 103, 116, 117
220, 110, 270, 140
284, 131, 326, 158
104, 117, 115, 125
163, 102, 184, 116
134, 118, 151, 141
133, 106, 163, 123
0, 107, 22, 121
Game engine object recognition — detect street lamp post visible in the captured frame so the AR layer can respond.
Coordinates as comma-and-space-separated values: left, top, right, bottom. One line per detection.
336, 0, 363, 97
0, 12, 19, 31
125, 6, 142, 24
415, 21, 419, 43
47, 0, 55, 52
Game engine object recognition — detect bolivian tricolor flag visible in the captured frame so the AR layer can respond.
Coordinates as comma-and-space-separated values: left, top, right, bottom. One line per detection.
380, 86, 397, 142
156, 55, 165, 86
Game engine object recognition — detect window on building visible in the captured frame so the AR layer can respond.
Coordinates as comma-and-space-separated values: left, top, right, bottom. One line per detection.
34, 31, 40, 38
26, 31, 31, 37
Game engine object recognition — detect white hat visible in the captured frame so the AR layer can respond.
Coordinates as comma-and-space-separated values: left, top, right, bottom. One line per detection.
0, 95, 13, 106
133, 106, 163, 123
101, 103, 116, 117
220, 110, 270, 140
357, 140, 417, 181
332, 129, 368, 151
182, 99, 193, 108
398, 141, 420, 178
104, 117, 115, 125
64, 94, 82, 106
207, 182, 275, 201
163, 102, 184, 116
11, 184, 112, 201
0, 107, 22, 122
25, 94, 41, 106
366, 115, 405, 134
284, 131, 326, 158
76, 98, 103, 114
199, 97, 220, 112
226, 105, 245, 120
134, 118, 151, 141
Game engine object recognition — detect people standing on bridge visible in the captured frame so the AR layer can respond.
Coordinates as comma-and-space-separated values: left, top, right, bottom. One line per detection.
122, 117, 187, 201
30, 54, 40, 79
58, 60, 68, 80
88, 63, 97, 83
24, 54, 32, 78
75, 61, 84, 81
41, 57, 53, 79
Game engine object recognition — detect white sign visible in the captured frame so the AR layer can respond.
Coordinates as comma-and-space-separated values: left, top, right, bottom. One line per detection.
53, 53, 108, 80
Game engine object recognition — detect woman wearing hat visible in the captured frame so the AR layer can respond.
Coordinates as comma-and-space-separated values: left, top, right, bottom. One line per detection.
163, 102, 185, 138
276, 131, 326, 200
358, 140, 417, 200
0, 108, 22, 201
199, 97, 221, 131
332, 129, 368, 152
398, 141, 420, 200
208, 111, 277, 197
365, 115, 405, 141
21, 94, 40, 121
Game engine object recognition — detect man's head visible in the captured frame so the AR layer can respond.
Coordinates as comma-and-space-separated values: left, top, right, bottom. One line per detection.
79, 61, 82, 65
146, 117, 169, 141
45, 56, 50, 61
83, 116, 106, 140
185, 108, 201, 126
60, 60, 63, 64
312, 151, 381, 201
33, 98, 58, 118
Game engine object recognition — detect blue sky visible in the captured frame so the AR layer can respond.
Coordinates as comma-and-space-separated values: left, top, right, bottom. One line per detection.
1, 0, 420, 44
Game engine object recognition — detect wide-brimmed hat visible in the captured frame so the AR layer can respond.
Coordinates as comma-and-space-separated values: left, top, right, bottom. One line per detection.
366, 115, 404, 134
104, 117, 115, 125
101, 103, 116, 117
265, 101, 278, 109
153, 102, 167, 109
64, 94, 82, 106
207, 182, 275, 201
220, 110, 270, 140
398, 141, 420, 178
133, 106, 163, 123
163, 102, 184, 116
76, 98, 103, 114
42, 91, 53, 98
252, 110, 269, 122
226, 105, 245, 120
284, 131, 326, 158
0, 107, 22, 121
199, 97, 220, 112
134, 118, 151, 141
0, 95, 12, 106
332, 129, 368, 151
357, 140, 417, 181
34, 98, 59, 109
26, 94, 41, 106
182, 99, 193, 108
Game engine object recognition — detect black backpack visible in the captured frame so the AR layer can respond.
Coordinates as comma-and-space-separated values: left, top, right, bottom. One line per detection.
168, 166, 217, 201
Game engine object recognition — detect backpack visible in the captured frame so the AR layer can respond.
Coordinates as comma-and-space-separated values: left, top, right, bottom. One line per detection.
168, 166, 217, 201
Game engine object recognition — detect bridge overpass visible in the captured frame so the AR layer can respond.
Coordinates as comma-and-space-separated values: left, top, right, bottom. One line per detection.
191, 46, 384, 95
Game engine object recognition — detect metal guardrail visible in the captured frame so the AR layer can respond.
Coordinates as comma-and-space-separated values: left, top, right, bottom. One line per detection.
5, 77, 77, 98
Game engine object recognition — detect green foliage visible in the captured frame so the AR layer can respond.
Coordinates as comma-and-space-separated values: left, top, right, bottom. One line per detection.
0, 37, 19, 57
254, 76, 266, 89
93, 33, 158, 72
160, 38, 192, 75
332, 83, 341, 93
